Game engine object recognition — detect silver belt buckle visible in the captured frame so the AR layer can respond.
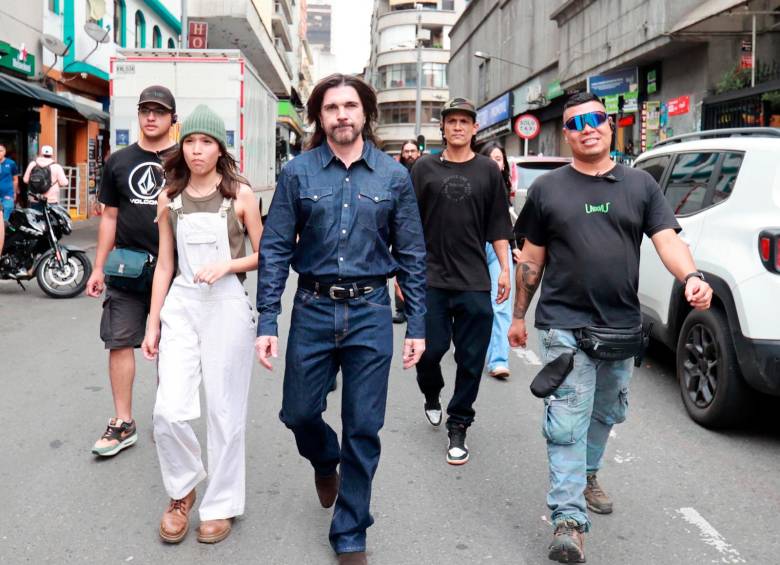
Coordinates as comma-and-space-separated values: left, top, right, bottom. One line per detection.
328, 285, 345, 300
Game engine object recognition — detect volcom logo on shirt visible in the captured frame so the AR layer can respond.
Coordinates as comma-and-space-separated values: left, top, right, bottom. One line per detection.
441, 174, 472, 202
585, 202, 611, 214
128, 162, 165, 204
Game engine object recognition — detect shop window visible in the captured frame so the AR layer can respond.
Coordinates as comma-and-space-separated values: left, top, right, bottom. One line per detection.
153, 25, 162, 48
665, 152, 718, 215
113, 0, 126, 46
712, 152, 743, 205
167, 38, 176, 49
635, 155, 670, 184
135, 10, 146, 48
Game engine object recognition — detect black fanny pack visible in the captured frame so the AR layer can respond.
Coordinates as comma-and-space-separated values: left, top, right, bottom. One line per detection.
574, 325, 648, 365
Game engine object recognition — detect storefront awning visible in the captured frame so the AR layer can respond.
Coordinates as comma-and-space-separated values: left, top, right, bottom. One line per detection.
0, 73, 77, 112
71, 100, 110, 127
670, 0, 749, 34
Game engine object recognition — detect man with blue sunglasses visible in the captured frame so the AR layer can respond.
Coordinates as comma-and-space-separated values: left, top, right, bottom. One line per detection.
509, 92, 712, 563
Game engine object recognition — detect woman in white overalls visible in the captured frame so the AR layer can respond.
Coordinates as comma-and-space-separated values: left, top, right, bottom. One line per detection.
142, 105, 263, 545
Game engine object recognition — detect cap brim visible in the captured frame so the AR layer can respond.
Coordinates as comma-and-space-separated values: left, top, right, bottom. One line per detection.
441, 108, 477, 119
138, 98, 174, 110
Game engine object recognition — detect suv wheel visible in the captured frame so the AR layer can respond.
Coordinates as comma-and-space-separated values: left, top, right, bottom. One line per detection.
676, 308, 748, 428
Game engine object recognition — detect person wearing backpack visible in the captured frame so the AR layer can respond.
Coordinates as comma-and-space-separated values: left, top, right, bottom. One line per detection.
22, 145, 68, 209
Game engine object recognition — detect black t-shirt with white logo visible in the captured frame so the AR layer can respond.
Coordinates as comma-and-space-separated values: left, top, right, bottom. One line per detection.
99, 142, 176, 255
411, 153, 513, 291
519, 163, 680, 330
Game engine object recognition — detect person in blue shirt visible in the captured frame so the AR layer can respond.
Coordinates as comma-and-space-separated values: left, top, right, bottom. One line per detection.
0, 144, 19, 222
255, 73, 427, 565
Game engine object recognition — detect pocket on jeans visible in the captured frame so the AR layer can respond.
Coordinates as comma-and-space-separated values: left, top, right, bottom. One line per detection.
542, 387, 577, 445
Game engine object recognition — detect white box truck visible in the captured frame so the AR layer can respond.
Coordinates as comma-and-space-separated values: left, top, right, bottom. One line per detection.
109, 49, 277, 211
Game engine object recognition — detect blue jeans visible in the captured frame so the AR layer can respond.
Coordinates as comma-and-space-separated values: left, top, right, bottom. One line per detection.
2, 196, 13, 222
280, 284, 393, 554
538, 328, 633, 531
485, 243, 513, 372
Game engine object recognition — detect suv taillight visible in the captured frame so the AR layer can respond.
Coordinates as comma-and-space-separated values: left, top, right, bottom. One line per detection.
758, 230, 780, 273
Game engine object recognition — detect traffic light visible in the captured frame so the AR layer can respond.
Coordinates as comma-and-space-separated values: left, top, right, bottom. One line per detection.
416, 134, 425, 152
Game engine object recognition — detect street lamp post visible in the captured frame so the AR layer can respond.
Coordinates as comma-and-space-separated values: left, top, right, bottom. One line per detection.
414, 5, 423, 138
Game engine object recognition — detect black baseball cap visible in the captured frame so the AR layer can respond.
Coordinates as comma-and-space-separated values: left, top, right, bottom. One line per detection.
138, 85, 176, 111
441, 97, 477, 120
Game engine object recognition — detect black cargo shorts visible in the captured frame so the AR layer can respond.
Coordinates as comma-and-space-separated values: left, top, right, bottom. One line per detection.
100, 286, 152, 349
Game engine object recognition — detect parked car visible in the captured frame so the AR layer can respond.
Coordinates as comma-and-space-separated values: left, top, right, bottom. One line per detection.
509, 156, 571, 218
633, 127, 780, 428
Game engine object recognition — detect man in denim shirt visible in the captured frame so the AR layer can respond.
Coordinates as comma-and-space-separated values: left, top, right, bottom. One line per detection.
255, 74, 427, 565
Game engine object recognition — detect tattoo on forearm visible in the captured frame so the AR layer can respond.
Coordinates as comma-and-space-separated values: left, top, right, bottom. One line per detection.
513, 260, 544, 318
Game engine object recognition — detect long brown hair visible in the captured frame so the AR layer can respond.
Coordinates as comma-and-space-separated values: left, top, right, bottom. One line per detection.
305, 73, 381, 150
480, 141, 511, 192
163, 136, 249, 199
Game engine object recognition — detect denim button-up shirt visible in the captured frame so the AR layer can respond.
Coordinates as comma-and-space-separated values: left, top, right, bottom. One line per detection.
257, 141, 427, 338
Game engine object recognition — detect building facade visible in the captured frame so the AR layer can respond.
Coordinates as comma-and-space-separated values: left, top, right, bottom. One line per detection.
449, 0, 780, 158
366, 0, 469, 154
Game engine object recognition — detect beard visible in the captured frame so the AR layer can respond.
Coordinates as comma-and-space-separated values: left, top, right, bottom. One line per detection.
326, 123, 362, 145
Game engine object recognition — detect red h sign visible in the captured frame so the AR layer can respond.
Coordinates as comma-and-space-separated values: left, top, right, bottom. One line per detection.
188, 22, 208, 49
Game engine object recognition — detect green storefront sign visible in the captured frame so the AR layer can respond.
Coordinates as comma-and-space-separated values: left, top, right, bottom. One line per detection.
604, 94, 619, 114
547, 80, 564, 100
0, 40, 35, 77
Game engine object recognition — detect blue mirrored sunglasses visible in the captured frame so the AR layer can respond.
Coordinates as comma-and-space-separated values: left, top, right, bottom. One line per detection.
564, 111, 608, 131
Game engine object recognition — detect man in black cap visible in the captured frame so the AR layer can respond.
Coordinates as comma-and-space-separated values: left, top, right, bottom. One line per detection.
86, 85, 178, 457
410, 97, 513, 465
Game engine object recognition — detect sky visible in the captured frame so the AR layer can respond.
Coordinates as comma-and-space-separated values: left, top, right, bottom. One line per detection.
328, 0, 374, 74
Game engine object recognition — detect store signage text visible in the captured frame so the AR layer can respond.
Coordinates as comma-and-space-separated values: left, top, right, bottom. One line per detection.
588, 67, 638, 97
0, 40, 35, 77
667, 95, 690, 116
477, 93, 511, 131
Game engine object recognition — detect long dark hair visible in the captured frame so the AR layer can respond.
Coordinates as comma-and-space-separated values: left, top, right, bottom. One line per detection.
163, 136, 249, 200
480, 141, 511, 192
305, 73, 381, 150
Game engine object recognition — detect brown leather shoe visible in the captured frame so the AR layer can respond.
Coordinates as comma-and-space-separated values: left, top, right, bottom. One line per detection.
314, 470, 339, 508
196, 518, 233, 544
159, 490, 196, 543
337, 551, 367, 565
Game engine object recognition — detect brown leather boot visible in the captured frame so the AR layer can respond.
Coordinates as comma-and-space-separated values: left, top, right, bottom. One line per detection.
196, 518, 233, 544
159, 490, 196, 543
548, 519, 586, 563
314, 470, 339, 508
584, 473, 613, 514
337, 551, 368, 564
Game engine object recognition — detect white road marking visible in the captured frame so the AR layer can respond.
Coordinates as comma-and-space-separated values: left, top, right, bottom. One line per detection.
613, 450, 638, 463
512, 347, 542, 366
676, 507, 746, 564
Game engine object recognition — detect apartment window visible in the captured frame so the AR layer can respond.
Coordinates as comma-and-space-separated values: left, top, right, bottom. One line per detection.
379, 101, 443, 124
113, 0, 125, 45
422, 62, 447, 88
167, 37, 176, 49
377, 63, 447, 90
135, 11, 146, 48
153, 25, 162, 48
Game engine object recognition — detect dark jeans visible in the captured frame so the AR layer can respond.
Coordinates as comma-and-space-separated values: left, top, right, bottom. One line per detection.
416, 287, 493, 429
280, 285, 393, 554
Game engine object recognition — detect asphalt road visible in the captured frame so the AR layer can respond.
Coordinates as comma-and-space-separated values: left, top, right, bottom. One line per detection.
1, 219, 778, 564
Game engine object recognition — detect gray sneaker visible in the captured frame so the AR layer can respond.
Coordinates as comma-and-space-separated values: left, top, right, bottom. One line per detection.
584, 473, 613, 514
548, 519, 586, 563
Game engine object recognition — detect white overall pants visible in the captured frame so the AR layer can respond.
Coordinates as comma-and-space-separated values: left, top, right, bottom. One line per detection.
153, 196, 256, 521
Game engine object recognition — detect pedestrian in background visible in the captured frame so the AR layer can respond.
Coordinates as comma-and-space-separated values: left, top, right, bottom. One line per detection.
508, 92, 712, 563
411, 97, 513, 465
480, 141, 514, 379
392, 138, 422, 324
255, 73, 427, 565
0, 143, 19, 222
85, 85, 178, 457
22, 145, 68, 209
142, 105, 262, 545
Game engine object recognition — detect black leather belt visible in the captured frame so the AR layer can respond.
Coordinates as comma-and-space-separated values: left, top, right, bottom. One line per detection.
298, 276, 387, 300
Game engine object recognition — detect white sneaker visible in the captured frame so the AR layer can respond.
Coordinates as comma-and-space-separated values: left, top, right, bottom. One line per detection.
424, 396, 442, 426
489, 366, 511, 379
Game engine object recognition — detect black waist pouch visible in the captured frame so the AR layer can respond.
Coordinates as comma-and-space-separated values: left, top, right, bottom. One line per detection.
574, 325, 644, 362
530, 351, 575, 398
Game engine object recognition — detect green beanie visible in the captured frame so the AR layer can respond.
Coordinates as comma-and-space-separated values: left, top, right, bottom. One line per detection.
179, 104, 227, 147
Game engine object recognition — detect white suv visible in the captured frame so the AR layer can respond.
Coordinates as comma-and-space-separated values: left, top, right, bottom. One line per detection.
633, 128, 780, 428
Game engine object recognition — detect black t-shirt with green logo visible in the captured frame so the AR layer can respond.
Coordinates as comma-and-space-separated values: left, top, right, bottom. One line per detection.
411, 153, 513, 291
99, 142, 177, 256
519, 163, 680, 329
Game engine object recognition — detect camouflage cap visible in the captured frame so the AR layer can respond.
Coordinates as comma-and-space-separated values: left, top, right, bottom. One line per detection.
441, 97, 477, 120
